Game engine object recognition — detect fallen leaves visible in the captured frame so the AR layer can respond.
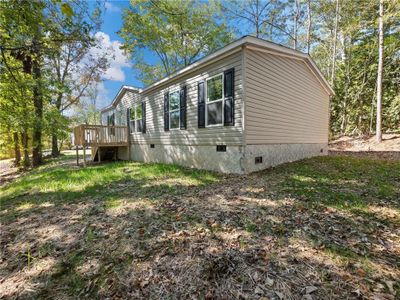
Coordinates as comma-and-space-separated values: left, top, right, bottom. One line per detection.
1, 155, 399, 299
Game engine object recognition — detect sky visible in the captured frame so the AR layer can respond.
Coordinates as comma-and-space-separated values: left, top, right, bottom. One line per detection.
92, 1, 149, 109
90, 1, 287, 110
89, 1, 251, 110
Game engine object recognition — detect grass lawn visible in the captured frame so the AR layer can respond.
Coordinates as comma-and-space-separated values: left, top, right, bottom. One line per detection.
0, 154, 399, 299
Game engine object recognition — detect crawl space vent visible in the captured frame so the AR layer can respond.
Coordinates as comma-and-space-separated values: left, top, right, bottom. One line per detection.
216, 145, 227, 152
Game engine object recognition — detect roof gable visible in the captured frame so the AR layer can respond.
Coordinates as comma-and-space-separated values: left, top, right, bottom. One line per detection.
101, 85, 141, 112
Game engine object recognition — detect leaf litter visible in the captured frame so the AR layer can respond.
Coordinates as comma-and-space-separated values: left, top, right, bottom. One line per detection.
0, 154, 399, 299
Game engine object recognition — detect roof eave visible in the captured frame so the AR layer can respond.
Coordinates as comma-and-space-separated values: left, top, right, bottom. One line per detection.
99, 85, 141, 113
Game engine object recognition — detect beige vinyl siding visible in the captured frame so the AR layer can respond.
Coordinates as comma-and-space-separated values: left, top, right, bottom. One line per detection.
245, 48, 330, 145
115, 91, 140, 125
130, 51, 244, 146
101, 109, 114, 125
101, 91, 140, 126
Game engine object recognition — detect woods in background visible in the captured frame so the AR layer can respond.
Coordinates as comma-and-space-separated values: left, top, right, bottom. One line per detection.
0, 1, 109, 166
1, 0, 399, 167
121, 0, 399, 137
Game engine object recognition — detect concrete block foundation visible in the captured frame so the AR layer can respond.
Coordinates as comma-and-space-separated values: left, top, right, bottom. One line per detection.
119, 143, 328, 174
129, 144, 245, 174
243, 143, 328, 173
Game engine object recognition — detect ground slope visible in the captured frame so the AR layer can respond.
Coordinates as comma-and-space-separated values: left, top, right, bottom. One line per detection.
0, 154, 399, 299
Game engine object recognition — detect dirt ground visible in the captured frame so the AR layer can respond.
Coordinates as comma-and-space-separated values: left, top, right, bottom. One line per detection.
329, 134, 400, 152
0, 158, 20, 187
0, 154, 399, 299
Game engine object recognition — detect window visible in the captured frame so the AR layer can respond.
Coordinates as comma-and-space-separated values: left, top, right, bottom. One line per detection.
136, 104, 143, 132
206, 74, 223, 126
129, 107, 135, 133
107, 113, 115, 135
169, 90, 180, 129
129, 104, 142, 133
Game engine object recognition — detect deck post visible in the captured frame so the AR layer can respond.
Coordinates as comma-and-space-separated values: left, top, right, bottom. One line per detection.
76, 146, 79, 166
83, 145, 86, 167
126, 126, 131, 160
98, 147, 101, 163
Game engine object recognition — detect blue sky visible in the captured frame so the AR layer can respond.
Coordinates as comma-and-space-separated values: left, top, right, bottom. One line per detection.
94, 1, 246, 109
94, 1, 151, 109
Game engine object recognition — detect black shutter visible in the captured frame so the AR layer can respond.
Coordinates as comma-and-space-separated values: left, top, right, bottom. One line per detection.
111, 113, 115, 125
142, 102, 146, 133
180, 86, 187, 129
198, 81, 205, 128
224, 68, 235, 126
126, 107, 131, 132
164, 92, 169, 131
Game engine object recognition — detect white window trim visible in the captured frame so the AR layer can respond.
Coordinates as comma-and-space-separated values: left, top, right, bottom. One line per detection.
136, 104, 143, 133
130, 103, 143, 133
205, 73, 224, 127
169, 89, 180, 130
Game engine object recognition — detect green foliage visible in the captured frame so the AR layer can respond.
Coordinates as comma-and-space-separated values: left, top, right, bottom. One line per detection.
310, 0, 400, 136
0, 154, 218, 208
0, 0, 107, 161
222, 0, 399, 136
60, 2, 74, 18
119, 0, 233, 85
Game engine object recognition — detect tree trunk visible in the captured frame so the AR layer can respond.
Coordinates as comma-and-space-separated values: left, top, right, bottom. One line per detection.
376, 0, 384, 143
51, 92, 63, 157
293, 0, 300, 50
31, 32, 43, 167
369, 81, 377, 134
51, 134, 59, 157
306, 0, 312, 54
13, 132, 21, 166
255, 0, 260, 38
21, 130, 30, 168
330, 0, 340, 85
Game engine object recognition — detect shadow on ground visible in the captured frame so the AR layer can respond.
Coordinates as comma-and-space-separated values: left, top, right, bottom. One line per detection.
0, 155, 399, 299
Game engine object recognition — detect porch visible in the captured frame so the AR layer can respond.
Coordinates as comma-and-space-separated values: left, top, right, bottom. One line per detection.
73, 124, 129, 166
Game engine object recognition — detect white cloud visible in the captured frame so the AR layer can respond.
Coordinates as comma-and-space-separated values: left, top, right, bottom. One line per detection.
92, 32, 131, 82
104, 2, 121, 13
105, 66, 126, 82
95, 81, 112, 109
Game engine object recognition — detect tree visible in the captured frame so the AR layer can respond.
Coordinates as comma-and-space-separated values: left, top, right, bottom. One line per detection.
71, 83, 102, 126
0, 0, 99, 166
376, 0, 384, 142
306, 0, 312, 54
310, 0, 399, 137
330, 0, 340, 85
293, 0, 300, 50
224, 0, 399, 137
0, 0, 46, 167
119, 0, 233, 85
221, 0, 290, 41
46, 2, 109, 156
0, 0, 110, 164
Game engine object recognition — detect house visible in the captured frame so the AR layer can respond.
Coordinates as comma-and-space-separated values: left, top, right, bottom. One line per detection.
75, 36, 333, 174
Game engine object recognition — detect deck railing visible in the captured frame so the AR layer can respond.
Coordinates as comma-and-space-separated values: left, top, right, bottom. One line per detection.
73, 124, 128, 146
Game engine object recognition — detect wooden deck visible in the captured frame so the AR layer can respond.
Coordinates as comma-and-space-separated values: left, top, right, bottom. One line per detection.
73, 124, 129, 166
73, 124, 128, 147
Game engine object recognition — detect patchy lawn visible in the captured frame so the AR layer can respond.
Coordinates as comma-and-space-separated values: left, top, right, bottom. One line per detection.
0, 154, 399, 299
